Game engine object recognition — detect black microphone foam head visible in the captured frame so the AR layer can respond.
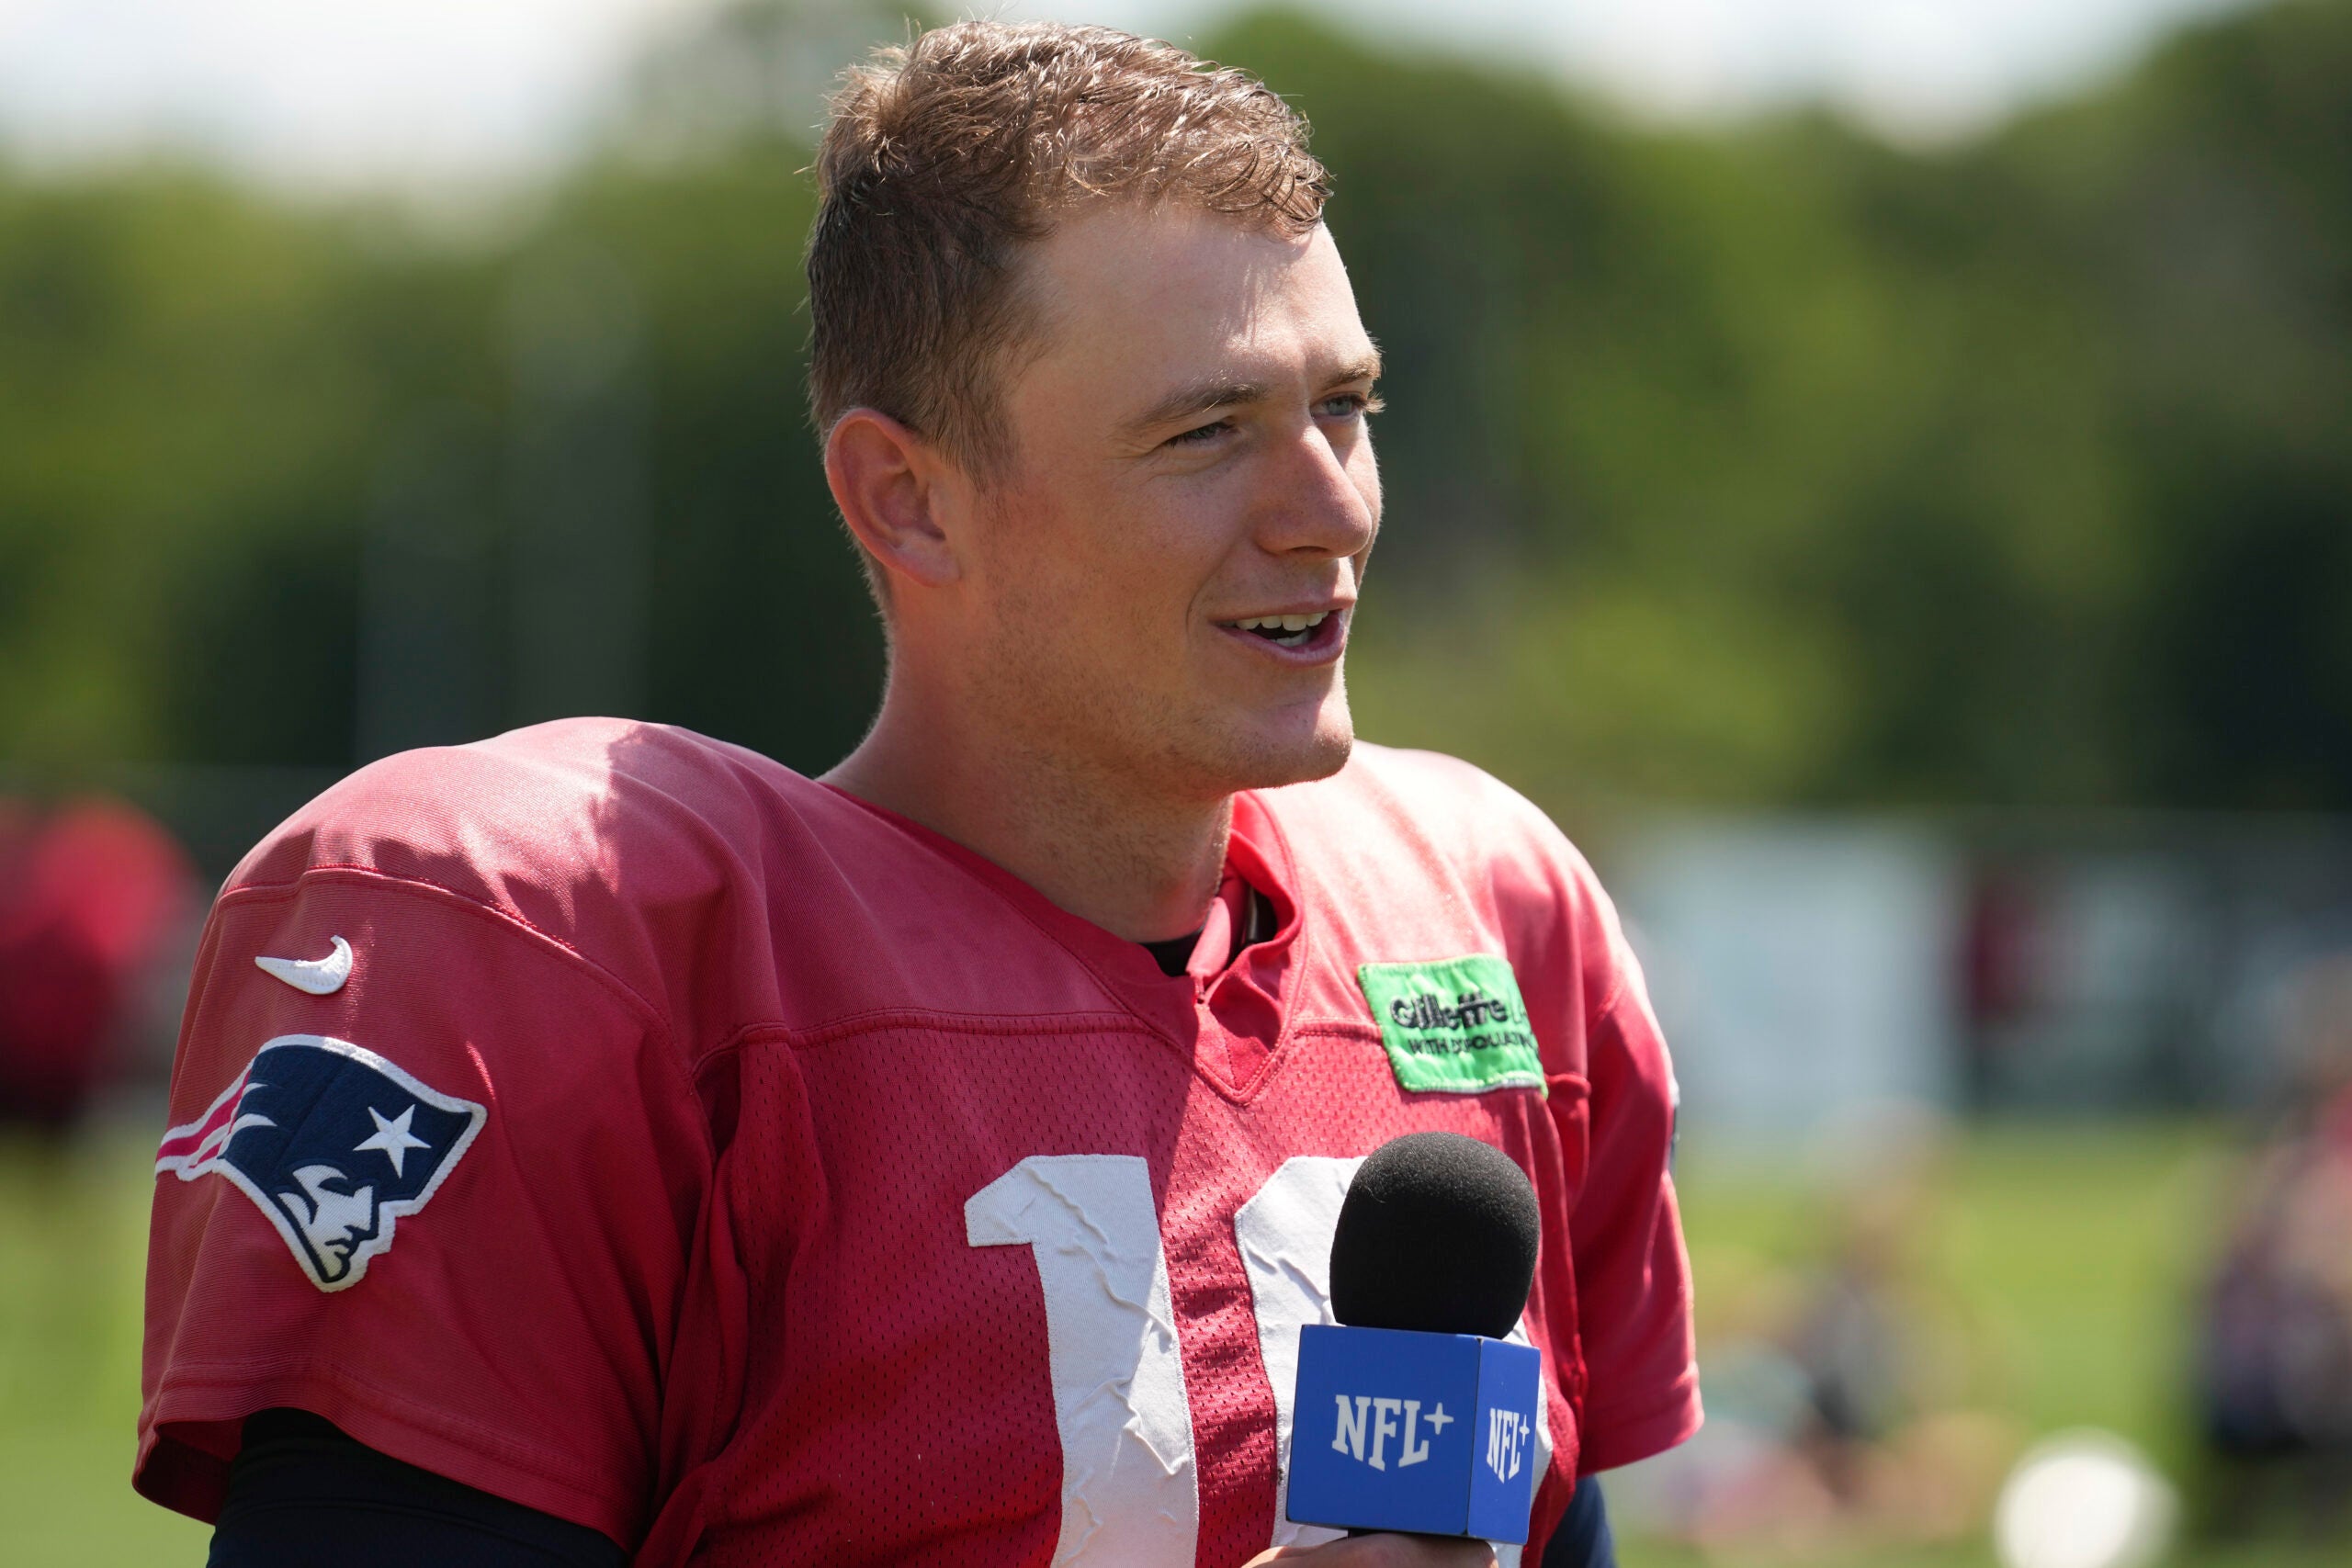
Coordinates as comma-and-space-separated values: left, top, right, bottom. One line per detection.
1329, 1131, 1541, 1339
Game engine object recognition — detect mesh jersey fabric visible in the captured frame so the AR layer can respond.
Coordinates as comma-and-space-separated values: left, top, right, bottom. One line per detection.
138, 717, 1700, 1566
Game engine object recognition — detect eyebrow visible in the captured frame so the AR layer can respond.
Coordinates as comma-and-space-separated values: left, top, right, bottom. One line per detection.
1124, 377, 1268, 440
1119, 352, 1385, 442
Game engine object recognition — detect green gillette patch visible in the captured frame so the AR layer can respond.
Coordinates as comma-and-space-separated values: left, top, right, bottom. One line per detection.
1357, 954, 1545, 1096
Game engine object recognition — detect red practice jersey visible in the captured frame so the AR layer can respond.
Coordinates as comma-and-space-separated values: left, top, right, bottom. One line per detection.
138, 719, 1699, 1565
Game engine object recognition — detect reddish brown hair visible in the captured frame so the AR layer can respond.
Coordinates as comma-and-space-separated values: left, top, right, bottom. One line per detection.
806, 21, 1330, 479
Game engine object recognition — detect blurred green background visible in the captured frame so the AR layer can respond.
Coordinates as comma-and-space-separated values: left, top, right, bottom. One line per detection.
4, 0, 2351, 1562
6, 0, 2348, 812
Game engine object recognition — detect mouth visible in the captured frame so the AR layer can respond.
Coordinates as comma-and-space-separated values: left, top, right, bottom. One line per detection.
1216, 607, 1348, 660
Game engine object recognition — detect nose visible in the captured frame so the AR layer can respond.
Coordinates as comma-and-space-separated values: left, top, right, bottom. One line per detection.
1251, 414, 1380, 563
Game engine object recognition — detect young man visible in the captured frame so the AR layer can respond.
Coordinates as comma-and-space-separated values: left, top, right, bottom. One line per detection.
137, 22, 1697, 1567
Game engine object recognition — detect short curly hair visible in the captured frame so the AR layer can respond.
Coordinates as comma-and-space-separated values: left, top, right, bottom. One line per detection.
807, 21, 1329, 480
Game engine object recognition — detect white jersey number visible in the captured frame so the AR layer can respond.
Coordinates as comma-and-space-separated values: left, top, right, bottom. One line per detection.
967, 1154, 1546, 1565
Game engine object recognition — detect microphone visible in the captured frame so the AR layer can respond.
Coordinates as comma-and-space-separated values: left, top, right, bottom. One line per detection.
1286, 1132, 1545, 1543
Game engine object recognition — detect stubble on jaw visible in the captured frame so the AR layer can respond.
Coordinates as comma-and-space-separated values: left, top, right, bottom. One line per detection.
956, 615, 1357, 938
964, 495, 1360, 810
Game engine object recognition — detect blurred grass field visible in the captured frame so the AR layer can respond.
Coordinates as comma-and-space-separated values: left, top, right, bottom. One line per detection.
0, 1115, 2339, 1566
0, 1123, 211, 1563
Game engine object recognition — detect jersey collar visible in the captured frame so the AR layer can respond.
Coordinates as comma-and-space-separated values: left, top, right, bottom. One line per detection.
816, 783, 1305, 1098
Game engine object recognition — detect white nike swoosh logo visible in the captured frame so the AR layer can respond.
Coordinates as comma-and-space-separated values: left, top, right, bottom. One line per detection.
255, 935, 354, 996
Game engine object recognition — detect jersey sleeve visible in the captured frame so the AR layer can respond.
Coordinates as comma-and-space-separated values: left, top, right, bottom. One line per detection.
136, 866, 713, 1548
1566, 909, 1702, 1472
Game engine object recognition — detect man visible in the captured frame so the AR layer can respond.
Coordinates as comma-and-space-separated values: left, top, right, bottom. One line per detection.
137, 22, 1698, 1567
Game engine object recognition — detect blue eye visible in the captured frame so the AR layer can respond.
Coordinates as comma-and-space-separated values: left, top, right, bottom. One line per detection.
1317, 393, 1379, 420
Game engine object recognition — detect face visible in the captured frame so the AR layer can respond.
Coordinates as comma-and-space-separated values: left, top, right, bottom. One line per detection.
956, 203, 1383, 802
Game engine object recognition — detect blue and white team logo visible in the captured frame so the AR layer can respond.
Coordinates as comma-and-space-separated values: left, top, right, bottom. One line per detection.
155, 1035, 486, 1292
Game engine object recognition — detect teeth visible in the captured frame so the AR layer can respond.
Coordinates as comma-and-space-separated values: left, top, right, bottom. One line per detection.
1233, 612, 1330, 632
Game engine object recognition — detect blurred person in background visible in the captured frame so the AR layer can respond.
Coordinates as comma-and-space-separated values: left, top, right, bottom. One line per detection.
2196, 953, 2352, 1542
1781, 1166, 2014, 1545
1617, 1134, 2015, 1557
0, 795, 195, 1135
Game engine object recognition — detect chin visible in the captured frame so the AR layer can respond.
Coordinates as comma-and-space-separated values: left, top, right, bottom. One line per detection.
1215, 703, 1356, 794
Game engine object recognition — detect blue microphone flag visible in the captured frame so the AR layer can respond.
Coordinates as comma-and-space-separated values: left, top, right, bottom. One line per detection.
1285, 1323, 1542, 1541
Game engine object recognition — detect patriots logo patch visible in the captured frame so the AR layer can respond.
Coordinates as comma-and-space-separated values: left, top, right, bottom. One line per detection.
155, 1035, 486, 1292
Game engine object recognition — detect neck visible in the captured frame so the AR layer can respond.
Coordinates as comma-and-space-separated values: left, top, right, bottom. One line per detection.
824, 671, 1231, 943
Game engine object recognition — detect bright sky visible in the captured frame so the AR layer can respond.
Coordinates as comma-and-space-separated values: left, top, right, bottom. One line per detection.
0, 0, 2262, 190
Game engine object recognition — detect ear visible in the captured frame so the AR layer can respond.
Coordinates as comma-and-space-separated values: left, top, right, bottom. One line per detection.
823, 408, 969, 590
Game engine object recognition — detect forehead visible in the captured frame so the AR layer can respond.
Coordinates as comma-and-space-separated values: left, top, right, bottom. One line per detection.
1010, 204, 1373, 412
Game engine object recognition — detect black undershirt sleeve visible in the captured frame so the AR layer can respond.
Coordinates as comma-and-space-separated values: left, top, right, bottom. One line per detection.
206, 1409, 626, 1568
1541, 1476, 1617, 1568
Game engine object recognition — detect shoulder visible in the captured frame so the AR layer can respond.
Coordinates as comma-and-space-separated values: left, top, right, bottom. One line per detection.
212, 718, 1093, 1048
216, 719, 858, 1043
1261, 741, 1607, 909
1257, 741, 1639, 1026
230, 717, 819, 902
224, 716, 841, 916
145, 727, 751, 1534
